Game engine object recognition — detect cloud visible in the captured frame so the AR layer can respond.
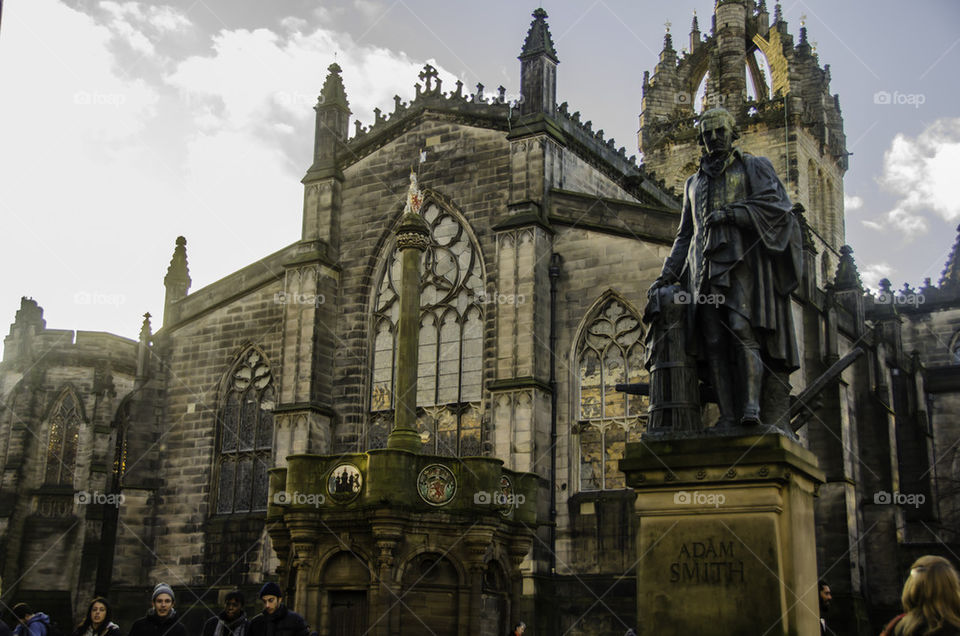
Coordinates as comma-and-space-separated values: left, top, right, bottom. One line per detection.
860, 263, 894, 292
0, 0, 463, 353
98, 1, 193, 57
871, 118, 960, 238
844, 194, 863, 211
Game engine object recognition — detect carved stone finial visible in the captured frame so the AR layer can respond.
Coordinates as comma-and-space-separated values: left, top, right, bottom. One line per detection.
418, 64, 440, 94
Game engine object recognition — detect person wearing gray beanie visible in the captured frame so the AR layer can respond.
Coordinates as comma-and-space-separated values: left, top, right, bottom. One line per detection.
152, 584, 174, 603
127, 583, 186, 636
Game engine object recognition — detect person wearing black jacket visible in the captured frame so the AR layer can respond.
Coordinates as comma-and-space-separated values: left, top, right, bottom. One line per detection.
248, 584, 308, 636
72, 598, 121, 636
127, 583, 187, 636
202, 592, 248, 636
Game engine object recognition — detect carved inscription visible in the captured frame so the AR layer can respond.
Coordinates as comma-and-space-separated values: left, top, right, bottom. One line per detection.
669, 538, 745, 585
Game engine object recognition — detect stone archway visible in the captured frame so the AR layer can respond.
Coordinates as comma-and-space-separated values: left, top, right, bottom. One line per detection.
399, 553, 460, 635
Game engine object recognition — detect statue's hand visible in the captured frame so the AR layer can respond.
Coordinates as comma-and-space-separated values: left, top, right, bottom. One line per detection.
705, 208, 731, 227
647, 276, 673, 300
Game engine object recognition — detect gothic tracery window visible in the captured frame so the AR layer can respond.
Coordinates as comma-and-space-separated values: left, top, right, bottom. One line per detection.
576, 298, 648, 491
45, 390, 81, 486
215, 349, 275, 514
369, 202, 485, 455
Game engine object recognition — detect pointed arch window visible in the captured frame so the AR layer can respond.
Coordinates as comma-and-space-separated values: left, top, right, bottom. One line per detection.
369, 201, 485, 456
45, 391, 81, 486
576, 298, 648, 491
215, 349, 275, 514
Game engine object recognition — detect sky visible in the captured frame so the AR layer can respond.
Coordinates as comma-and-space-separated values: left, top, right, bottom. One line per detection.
1, 0, 959, 354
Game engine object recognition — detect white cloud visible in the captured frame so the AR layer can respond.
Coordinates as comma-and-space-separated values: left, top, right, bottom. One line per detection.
98, 2, 192, 57
871, 118, 960, 238
861, 263, 894, 292
844, 194, 863, 211
0, 0, 462, 353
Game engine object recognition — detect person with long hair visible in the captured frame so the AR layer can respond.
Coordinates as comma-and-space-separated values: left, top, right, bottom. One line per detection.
881, 555, 960, 635
72, 598, 119, 636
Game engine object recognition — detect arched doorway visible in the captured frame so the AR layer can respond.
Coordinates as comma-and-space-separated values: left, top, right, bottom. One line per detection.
321, 552, 370, 636
400, 554, 460, 635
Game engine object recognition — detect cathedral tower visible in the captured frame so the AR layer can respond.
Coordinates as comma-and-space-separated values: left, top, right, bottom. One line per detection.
639, 0, 847, 283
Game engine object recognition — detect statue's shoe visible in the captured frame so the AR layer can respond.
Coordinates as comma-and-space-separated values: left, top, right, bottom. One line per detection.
740, 407, 761, 426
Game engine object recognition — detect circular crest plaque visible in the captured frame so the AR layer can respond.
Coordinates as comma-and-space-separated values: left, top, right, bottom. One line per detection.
417, 464, 457, 506
327, 463, 363, 503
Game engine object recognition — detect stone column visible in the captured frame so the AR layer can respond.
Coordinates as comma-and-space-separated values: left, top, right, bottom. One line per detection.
387, 173, 429, 453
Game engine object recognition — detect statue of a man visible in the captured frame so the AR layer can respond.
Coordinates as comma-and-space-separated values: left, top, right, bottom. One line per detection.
647, 108, 802, 428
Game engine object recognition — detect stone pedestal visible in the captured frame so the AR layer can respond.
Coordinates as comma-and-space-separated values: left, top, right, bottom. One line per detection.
620, 433, 824, 636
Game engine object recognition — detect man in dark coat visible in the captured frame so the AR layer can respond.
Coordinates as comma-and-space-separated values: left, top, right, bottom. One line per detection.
202, 591, 248, 636
648, 107, 802, 428
127, 583, 187, 636
248, 583, 308, 636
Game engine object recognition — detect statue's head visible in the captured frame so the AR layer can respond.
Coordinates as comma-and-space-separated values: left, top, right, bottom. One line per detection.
697, 107, 739, 156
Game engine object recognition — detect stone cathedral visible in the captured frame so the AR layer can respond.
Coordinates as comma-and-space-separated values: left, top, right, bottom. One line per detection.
2, 3, 960, 635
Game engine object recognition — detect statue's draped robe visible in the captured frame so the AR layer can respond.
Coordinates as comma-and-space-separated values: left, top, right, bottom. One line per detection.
659, 150, 802, 372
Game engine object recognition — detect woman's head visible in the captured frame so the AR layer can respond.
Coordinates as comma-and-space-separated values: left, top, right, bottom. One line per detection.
83, 598, 112, 631
898, 555, 960, 634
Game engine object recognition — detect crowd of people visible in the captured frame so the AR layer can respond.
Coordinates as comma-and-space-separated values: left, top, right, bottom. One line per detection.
2, 555, 960, 635
1, 583, 309, 636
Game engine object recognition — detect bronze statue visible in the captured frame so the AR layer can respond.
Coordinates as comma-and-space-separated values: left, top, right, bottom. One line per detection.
646, 108, 802, 430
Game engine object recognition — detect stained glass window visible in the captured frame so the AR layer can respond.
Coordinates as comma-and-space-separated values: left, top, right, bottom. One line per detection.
44, 391, 81, 486
215, 349, 274, 513
369, 202, 485, 455
576, 298, 648, 490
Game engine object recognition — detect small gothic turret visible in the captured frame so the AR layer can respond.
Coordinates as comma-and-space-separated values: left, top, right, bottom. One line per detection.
2, 297, 46, 365
939, 224, 960, 291
518, 8, 558, 117
307, 63, 351, 176
163, 236, 191, 326
689, 11, 701, 53
137, 312, 152, 380
833, 245, 863, 291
